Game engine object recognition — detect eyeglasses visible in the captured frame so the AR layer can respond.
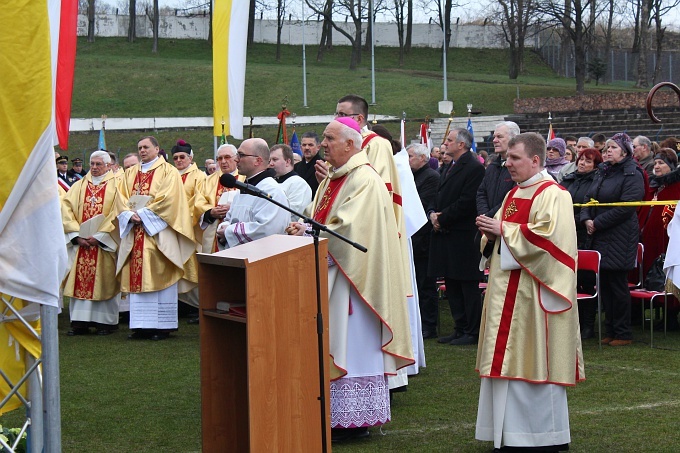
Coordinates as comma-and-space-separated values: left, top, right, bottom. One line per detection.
217, 155, 233, 161
334, 112, 360, 118
237, 152, 259, 159
173, 155, 188, 160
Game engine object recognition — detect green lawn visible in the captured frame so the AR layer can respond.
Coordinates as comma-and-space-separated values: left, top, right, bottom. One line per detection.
1, 302, 676, 452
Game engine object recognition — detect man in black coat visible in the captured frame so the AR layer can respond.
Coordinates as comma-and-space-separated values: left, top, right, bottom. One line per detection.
293, 131, 324, 197
408, 143, 442, 339
428, 128, 486, 345
476, 121, 519, 217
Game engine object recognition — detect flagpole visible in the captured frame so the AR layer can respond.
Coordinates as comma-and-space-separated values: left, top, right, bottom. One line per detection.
301, 1, 308, 108
369, 0, 376, 105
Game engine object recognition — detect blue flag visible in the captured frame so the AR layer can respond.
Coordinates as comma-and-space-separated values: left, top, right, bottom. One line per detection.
98, 127, 107, 151
290, 131, 302, 156
467, 118, 477, 152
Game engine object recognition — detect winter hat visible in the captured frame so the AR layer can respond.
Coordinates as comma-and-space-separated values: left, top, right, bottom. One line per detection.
547, 138, 566, 157
610, 133, 633, 157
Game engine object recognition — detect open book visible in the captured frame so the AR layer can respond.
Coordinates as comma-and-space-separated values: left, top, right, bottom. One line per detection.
127, 195, 152, 211
79, 214, 104, 238
218, 190, 237, 206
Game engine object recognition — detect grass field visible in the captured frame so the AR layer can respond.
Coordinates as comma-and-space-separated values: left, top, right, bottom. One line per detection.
1, 302, 677, 451
63, 37, 645, 165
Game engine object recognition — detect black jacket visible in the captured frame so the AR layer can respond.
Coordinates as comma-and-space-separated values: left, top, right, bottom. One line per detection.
580, 156, 645, 270
560, 169, 597, 249
294, 153, 323, 197
476, 153, 515, 217
427, 151, 485, 279
411, 164, 441, 259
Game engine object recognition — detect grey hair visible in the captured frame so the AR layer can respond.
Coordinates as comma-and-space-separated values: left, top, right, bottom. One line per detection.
407, 143, 430, 159
577, 137, 594, 147
495, 121, 520, 138
217, 143, 238, 157
634, 135, 651, 148
91, 150, 111, 164
453, 128, 473, 150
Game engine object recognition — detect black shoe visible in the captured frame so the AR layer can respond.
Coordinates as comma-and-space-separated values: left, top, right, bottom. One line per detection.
449, 334, 477, 345
150, 332, 170, 341
187, 317, 200, 325
438, 331, 463, 344
97, 329, 113, 336
127, 330, 152, 340
422, 329, 438, 339
580, 327, 594, 339
67, 328, 89, 336
331, 427, 370, 443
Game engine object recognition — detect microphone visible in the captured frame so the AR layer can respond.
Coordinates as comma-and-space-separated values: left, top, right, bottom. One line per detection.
219, 173, 271, 199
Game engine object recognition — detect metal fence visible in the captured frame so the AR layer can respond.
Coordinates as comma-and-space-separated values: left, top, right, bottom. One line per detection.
537, 43, 680, 86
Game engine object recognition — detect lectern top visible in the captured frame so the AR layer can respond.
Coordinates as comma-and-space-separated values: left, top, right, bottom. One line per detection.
197, 234, 326, 267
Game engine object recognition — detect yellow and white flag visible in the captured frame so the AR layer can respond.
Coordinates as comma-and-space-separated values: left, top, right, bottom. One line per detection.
213, 0, 251, 140
0, 0, 69, 307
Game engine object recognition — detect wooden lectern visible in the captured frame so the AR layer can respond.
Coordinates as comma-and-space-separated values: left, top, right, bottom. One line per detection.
197, 235, 331, 452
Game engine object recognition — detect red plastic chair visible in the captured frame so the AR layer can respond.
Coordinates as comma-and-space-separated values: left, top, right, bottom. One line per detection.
628, 243, 644, 290
630, 288, 678, 348
577, 250, 602, 349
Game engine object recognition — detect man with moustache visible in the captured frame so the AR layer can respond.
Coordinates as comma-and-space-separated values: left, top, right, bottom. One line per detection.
294, 131, 324, 197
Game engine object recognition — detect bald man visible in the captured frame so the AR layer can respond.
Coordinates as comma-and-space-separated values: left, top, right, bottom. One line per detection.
216, 138, 290, 249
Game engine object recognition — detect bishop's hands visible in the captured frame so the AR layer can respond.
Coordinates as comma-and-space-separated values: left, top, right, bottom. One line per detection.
210, 203, 230, 220
286, 222, 306, 236
315, 160, 329, 183
476, 215, 500, 242
76, 236, 100, 248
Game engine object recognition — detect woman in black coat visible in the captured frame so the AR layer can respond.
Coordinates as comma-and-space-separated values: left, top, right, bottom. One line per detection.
561, 147, 603, 339
580, 133, 645, 346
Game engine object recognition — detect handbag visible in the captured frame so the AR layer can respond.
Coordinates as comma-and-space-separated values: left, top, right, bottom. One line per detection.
645, 254, 666, 292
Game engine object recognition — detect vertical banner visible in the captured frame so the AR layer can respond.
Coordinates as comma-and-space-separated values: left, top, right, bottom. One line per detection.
55, 0, 78, 150
0, 0, 68, 307
213, 0, 251, 140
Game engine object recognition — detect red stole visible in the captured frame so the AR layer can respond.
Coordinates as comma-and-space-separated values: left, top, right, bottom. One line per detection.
73, 181, 108, 299
314, 175, 348, 224
130, 169, 156, 293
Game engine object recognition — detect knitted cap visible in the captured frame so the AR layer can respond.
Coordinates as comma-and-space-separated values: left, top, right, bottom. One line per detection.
610, 133, 633, 156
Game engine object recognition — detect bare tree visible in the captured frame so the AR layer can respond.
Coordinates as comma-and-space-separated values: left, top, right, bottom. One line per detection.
144, 0, 159, 53
276, 0, 288, 61
315, 0, 334, 61
497, 0, 537, 79
128, 0, 137, 42
650, 0, 680, 83
88, 0, 96, 42
405, 0, 413, 52
635, 0, 650, 87
306, 0, 366, 69
538, 0, 596, 94
391, 0, 408, 66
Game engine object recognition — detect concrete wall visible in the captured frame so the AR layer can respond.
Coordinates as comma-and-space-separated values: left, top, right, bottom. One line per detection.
514, 91, 680, 114
78, 15, 507, 49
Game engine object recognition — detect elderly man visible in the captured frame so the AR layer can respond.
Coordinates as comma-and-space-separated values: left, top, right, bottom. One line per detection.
62, 151, 120, 336
633, 135, 655, 177
294, 131, 324, 196
112, 136, 195, 341
204, 158, 216, 175
198, 144, 243, 254
476, 121, 519, 218
122, 153, 140, 170
407, 143, 441, 338
216, 138, 289, 249
287, 117, 414, 442
429, 129, 485, 345
269, 143, 312, 221
475, 132, 584, 451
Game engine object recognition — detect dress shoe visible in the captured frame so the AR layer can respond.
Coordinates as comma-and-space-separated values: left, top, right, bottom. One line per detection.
609, 339, 632, 347
96, 329, 112, 336
449, 334, 477, 345
580, 327, 594, 339
150, 332, 170, 341
127, 330, 152, 340
67, 328, 89, 336
331, 427, 370, 443
438, 331, 463, 344
422, 329, 438, 339
600, 337, 614, 345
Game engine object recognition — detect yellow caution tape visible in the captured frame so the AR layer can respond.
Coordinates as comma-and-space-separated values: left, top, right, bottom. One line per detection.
574, 198, 678, 207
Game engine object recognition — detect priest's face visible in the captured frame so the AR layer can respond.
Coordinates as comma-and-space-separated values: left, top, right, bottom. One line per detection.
138, 138, 160, 163
172, 152, 192, 171
217, 147, 237, 174
321, 122, 351, 168
90, 157, 107, 177
506, 142, 540, 183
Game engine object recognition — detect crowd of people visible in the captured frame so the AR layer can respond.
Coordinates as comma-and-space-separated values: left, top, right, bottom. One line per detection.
55, 103, 680, 449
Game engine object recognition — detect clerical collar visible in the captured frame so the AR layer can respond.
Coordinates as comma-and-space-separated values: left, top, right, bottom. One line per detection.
276, 170, 297, 183
518, 169, 550, 187
246, 168, 275, 187
91, 173, 106, 185
141, 156, 159, 173
178, 166, 191, 175
361, 125, 370, 133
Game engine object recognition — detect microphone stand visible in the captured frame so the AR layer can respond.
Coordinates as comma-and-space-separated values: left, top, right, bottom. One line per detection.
240, 187, 366, 452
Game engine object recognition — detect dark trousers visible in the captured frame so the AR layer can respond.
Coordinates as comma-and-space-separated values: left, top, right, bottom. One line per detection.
600, 269, 632, 340
577, 269, 597, 332
415, 252, 439, 332
445, 278, 482, 337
